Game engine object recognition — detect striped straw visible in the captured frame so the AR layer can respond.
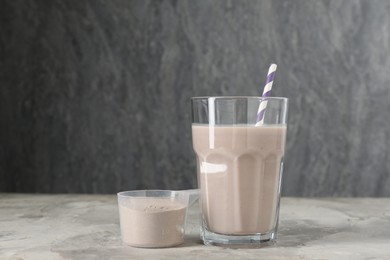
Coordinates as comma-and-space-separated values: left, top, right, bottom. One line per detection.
255, 64, 277, 126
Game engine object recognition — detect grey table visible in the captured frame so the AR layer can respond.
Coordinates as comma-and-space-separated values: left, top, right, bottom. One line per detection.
1, 194, 389, 260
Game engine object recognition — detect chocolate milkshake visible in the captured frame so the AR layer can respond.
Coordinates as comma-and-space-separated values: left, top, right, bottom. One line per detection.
192, 125, 287, 235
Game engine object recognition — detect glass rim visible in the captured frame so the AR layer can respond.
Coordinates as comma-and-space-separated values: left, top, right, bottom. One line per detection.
117, 190, 177, 198
191, 96, 288, 101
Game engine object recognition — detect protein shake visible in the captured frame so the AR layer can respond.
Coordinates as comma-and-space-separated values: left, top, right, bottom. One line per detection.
192, 124, 287, 235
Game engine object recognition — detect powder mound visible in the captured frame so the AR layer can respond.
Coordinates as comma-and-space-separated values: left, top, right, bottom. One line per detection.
119, 198, 187, 248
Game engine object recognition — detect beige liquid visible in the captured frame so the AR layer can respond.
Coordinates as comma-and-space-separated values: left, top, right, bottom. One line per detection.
192, 125, 286, 235
119, 198, 187, 248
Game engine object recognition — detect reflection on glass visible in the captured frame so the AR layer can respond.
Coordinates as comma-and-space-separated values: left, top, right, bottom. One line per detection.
200, 162, 227, 174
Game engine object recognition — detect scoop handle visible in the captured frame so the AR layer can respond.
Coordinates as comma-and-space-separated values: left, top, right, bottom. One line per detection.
180, 189, 199, 206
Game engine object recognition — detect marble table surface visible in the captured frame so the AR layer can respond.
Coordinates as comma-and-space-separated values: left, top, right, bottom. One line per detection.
1, 194, 389, 260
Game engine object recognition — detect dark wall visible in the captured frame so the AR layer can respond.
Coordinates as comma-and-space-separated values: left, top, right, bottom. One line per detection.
1, 0, 390, 196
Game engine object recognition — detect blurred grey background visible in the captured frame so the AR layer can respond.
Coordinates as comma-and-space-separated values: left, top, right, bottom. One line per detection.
1, 0, 390, 196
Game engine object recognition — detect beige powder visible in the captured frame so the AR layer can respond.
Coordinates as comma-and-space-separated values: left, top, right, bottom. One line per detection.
119, 198, 187, 248
192, 125, 286, 235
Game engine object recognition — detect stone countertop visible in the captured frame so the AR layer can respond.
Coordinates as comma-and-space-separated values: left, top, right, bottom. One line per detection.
1, 194, 389, 260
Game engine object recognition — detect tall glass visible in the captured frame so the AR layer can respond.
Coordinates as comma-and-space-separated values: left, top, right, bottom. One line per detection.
191, 97, 288, 247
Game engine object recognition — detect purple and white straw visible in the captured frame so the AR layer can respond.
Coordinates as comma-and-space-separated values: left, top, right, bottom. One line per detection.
255, 64, 277, 126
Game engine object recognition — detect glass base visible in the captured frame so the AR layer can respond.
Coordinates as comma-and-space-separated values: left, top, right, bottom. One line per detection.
201, 228, 277, 248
